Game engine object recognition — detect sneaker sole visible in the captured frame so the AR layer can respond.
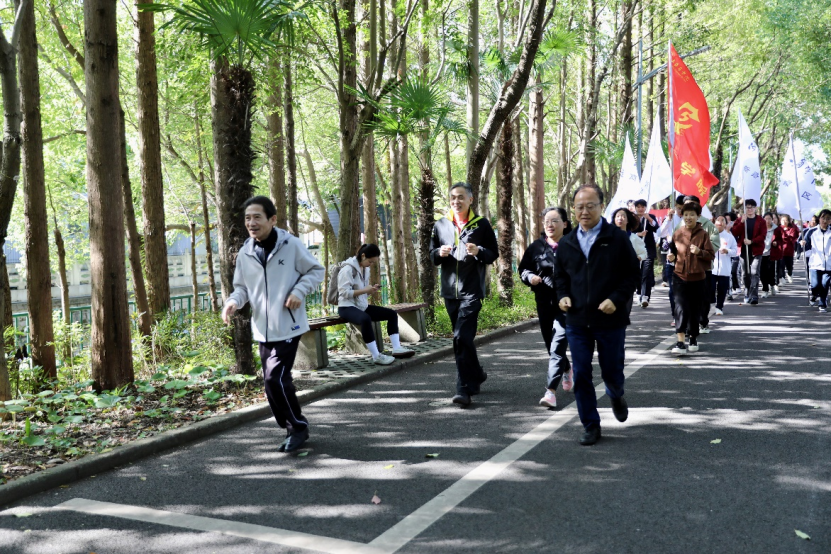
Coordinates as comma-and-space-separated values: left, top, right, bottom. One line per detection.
672, 349, 687, 356
688, 346, 700, 352
539, 399, 556, 408
391, 350, 416, 358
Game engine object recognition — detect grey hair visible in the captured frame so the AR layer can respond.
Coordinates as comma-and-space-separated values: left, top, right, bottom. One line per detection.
449, 182, 474, 197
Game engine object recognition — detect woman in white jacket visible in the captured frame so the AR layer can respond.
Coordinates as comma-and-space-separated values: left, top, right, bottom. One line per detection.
338, 244, 414, 364
612, 208, 647, 261
712, 216, 738, 315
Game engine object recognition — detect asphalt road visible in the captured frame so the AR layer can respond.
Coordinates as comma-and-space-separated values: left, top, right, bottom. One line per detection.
1, 274, 829, 554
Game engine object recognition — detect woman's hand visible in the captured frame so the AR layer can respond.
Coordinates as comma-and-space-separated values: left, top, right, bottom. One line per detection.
667, 253, 676, 262
529, 274, 542, 286
690, 244, 700, 255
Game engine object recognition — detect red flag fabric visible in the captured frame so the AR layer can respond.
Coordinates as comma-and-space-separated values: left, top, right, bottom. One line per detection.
668, 44, 718, 203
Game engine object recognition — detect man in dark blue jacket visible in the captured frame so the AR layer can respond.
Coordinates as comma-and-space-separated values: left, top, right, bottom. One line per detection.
555, 185, 641, 445
430, 182, 499, 407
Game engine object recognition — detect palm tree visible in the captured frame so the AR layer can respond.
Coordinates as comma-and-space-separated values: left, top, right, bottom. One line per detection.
145, 0, 304, 374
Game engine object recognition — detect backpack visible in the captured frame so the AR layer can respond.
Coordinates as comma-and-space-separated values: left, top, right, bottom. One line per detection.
326, 261, 359, 306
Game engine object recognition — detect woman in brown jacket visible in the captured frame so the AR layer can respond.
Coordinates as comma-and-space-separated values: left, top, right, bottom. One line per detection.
667, 201, 715, 355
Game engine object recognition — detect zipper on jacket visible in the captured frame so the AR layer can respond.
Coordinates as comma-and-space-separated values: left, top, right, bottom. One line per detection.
262, 262, 269, 342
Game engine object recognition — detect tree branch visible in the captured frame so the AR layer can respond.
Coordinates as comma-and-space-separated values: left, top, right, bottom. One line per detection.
47, 1, 84, 69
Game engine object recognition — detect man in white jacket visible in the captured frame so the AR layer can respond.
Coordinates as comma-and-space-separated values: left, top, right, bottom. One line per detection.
222, 196, 325, 452
805, 209, 831, 312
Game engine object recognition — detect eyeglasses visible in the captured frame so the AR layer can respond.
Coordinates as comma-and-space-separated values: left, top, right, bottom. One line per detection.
544, 219, 562, 226
573, 203, 601, 213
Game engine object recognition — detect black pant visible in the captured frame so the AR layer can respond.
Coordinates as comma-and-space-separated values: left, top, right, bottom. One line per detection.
783, 256, 794, 277
741, 251, 761, 301
640, 257, 655, 299
535, 297, 556, 353
730, 257, 741, 291
337, 305, 398, 343
673, 275, 705, 338
711, 274, 730, 309
445, 298, 486, 395
699, 270, 712, 327
260, 337, 307, 433
761, 256, 775, 291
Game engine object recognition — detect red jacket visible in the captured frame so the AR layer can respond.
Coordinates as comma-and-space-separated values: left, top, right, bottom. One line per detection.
770, 226, 784, 261
731, 215, 768, 257
780, 224, 799, 257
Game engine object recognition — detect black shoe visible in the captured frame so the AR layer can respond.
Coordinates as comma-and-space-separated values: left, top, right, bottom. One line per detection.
750, 299, 758, 305
284, 427, 309, 452
452, 393, 471, 406
469, 372, 487, 396
611, 397, 628, 422
579, 427, 601, 446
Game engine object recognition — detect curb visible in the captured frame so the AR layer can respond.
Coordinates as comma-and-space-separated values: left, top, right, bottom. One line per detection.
0, 318, 539, 507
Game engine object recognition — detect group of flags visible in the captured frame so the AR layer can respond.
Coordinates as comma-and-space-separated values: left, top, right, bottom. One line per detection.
607, 42, 824, 225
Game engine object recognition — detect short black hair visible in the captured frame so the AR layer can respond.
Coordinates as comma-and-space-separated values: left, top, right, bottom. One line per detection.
819, 209, 831, 219
675, 195, 686, 206
634, 199, 648, 208
724, 211, 738, 221
242, 196, 277, 219
682, 201, 702, 216
572, 184, 605, 204
449, 182, 473, 196
356, 243, 381, 260
686, 195, 701, 204
744, 199, 758, 207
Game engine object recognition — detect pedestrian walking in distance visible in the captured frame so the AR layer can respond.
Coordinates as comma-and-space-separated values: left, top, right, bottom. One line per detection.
555, 184, 640, 446
518, 207, 574, 409
730, 199, 767, 305
222, 196, 325, 453
712, 216, 737, 316
668, 201, 715, 355
612, 207, 648, 262
778, 214, 799, 284
633, 199, 660, 308
805, 209, 831, 312
333, 243, 414, 365
431, 182, 499, 407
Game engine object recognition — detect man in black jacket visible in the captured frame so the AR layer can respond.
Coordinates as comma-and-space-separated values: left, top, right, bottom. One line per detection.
430, 182, 499, 406
555, 185, 640, 445
634, 199, 659, 307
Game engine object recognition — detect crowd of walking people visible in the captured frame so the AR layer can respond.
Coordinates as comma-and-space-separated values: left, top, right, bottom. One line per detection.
220, 184, 829, 451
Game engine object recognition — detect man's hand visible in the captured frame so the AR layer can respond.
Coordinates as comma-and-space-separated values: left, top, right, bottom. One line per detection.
690, 244, 700, 255
285, 294, 302, 310
637, 230, 647, 238
667, 253, 676, 262
598, 299, 616, 314
529, 274, 542, 286
800, 240, 806, 246
744, 238, 752, 246
466, 243, 480, 257
772, 241, 777, 247
719, 247, 729, 254
439, 245, 452, 257
221, 301, 238, 325
559, 297, 572, 312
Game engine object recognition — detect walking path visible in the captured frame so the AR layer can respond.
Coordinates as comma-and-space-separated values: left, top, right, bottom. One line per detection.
1, 276, 829, 553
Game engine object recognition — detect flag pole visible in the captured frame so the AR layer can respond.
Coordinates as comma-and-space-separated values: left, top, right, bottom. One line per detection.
740, 114, 751, 302
790, 131, 813, 305
668, 41, 676, 236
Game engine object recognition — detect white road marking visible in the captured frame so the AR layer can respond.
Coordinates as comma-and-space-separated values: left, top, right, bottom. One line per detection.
56, 335, 676, 554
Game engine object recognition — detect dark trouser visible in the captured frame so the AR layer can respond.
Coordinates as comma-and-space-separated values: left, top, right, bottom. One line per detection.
259, 337, 307, 433
730, 257, 741, 291
699, 270, 713, 327
640, 257, 655, 299
536, 298, 556, 354
741, 251, 761, 301
565, 325, 626, 431
445, 298, 486, 395
711, 274, 730, 310
660, 253, 669, 282
667, 264, 676, 317
547, 312, 570, 390
662, 261, 674, 286
337, 305, 398, 343
761, 256, 775, 291
783, 256, 794, 277
673, 275, 704, 338
810, 270, 831, 307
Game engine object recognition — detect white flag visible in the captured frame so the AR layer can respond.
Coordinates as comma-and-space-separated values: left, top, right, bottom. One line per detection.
729, 109, 762, 203
605, 136, 641, 221
639, 111, 672, 207
776, 137, 824, 220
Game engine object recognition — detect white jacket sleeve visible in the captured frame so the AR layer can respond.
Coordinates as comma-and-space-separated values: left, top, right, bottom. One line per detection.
226, 260, 249, 308
290, 241, 325, 300
631, 235, 647, 261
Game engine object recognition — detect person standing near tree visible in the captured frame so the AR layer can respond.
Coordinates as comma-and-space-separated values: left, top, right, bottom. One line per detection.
633, 199, 659, 308
555, 184, 640, 446
730, 199, 767, 305
222, 196, 325, 453
519, 207, 574, 408
431, 182, 499, 407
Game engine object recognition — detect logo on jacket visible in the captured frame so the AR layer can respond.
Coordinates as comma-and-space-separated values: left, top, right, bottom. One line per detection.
278, 259, 285, 265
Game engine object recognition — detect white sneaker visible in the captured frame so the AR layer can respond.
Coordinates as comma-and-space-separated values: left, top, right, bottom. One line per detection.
761, 292, 769, 299
774, 285, 780, 293
787, 275, 793, 283
688, 338, 700, 352
390, 347, 415, 358
770, 288, 777, 296
374, 354, 396, 365
641, 296, 649, 308
672, 342, 688, 356
714, 308, 724, 316
539, 390, 557, 408
699, 326, 711, 334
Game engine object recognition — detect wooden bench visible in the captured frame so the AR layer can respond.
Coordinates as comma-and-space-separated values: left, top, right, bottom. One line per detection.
295, 302, 428, 371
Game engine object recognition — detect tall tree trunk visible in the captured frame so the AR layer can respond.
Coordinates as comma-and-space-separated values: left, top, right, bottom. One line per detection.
120, 109, 152, 337
19, 0, 56, 379
583, 0, 598, 186
417, 0, 436, 321
618, 0, 633, 130
0, 260, 8, 401
136, 0, 170, 318
529, 74, 545, 239
84, 0, 134, 390
557, 58, 568, 198
302, 150, 338, 253
389, 141, 406, 302
466, 0, 480, 178
646, 6, 654, 143
211, 58, 255, 375
513, 117, 528, 252
47, 184, 71, 362
195, 109, 218, 311
190, 222, 199, 311
284, 61, 298, 236
266, 58, 287, 228
400, 140, 418, 301
361, 0, 380, 303
444, 133, 453, 189
496, 121, 514, 306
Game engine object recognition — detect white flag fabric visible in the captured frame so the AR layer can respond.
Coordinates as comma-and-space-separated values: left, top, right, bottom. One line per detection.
605, 136, 641, 221
729, 109, 762, 203
640, 112, 672, 207
776, 137, 824, 221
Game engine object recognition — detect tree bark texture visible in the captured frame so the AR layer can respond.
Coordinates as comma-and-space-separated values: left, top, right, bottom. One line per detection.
466, 0, 480, 176
84, 0, 134, 390
211, 59, 255, 375
19, 0, 56, 379
618, 0, 634, 129
0, 262, 9, 401
496, 120, 514, 306
266, 58, 287, 228
190, 222, 198, 311
529, 75, 545, 239
120, 109, 152, 337
389, 141, 407, 302
361, 138, 380, 302
135, 0, 170, 317
512, 117, 528, 253
284, 62, 298, 236
398, 136, 419, 300
303, 150, 338, 253
417, 165, 436, 322
194, 109, 218, 311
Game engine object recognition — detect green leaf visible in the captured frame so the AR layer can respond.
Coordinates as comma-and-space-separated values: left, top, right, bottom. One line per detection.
296, 451, 309, 457
164, 380, 190, 390
46, 425, 67, 435
710, 439, 722, 444
20, 435, 46, 447
425, 453, 440, 458
795, 530, 810, 540
182, 350, 200, 358
203, 390, 222, 401
64, 415, 84, 424
188, 365, 210, 375
6, 404, 25, 413
173, 389, 189, 399
151, 372, 167, 380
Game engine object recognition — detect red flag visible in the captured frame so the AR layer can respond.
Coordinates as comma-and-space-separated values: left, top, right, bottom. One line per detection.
668, 44, 718, 203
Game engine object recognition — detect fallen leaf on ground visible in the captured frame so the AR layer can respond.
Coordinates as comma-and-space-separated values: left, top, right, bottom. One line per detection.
371, 495, 381, 505
140, 477, 147, 481
384, 464, 394, 469
297, 452, 309, 457
711, 439, 722, 444
795, 530, 810, 540
15, 513, 32, 518
425, 453, 440, 458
